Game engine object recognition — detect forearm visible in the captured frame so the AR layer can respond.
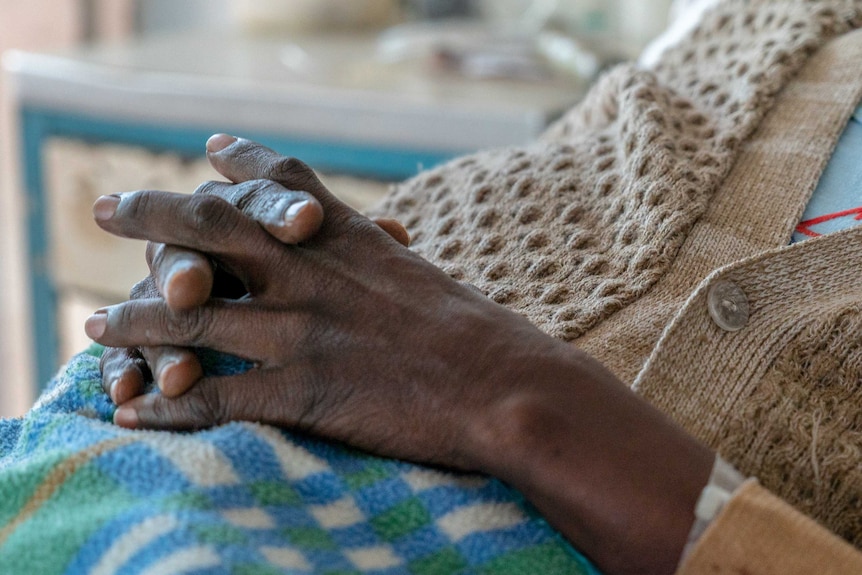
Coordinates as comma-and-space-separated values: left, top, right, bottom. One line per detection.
89, 141, 715, 573
464, 344, 714, 574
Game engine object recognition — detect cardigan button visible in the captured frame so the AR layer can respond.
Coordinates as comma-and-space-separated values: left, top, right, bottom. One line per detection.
707, 280, 749, 332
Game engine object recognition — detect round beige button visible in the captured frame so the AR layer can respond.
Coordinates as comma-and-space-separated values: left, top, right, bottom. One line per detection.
707, 280, 749, 332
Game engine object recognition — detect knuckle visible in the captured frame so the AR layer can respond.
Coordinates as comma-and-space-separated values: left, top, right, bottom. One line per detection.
156, 393, 208, 429
231, 179, 274, 212
117, 303, 140, 337
271, 157, 318, 190
188, 194, 240, 238
251, 179, 285, 196
189, 386, 224, 426
168, 306, 212, 344
147, 397, 171, 422
196, 179, 257, 210
240, 180, 295, 223
192, 180, 223, 196
122, 190, 153, 220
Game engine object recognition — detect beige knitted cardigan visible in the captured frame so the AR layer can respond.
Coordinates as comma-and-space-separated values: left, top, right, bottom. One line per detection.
371, 0, 862, 551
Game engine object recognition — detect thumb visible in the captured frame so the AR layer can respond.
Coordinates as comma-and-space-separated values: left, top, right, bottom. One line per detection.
205, 135, 410, 247
205, 134, 346, 218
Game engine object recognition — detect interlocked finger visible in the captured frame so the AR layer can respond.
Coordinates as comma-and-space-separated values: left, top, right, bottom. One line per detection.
99, 346, 149, 404
147, 243, 214, 311
206, 136, 351, 221
113, 367, 317, 431
93, 191, 287, 294
139, 346, 204, 398
86, 298, 307, 365
193, 179, 324, 244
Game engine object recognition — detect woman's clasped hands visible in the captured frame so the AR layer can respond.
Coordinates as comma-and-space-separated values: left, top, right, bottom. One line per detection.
86, 135, 715, 575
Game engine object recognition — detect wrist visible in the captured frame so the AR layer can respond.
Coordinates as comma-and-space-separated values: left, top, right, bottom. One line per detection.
464, 344, 714, 574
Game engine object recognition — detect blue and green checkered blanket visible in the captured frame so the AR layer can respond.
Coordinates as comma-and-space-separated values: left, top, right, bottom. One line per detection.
0, 348, 599, 574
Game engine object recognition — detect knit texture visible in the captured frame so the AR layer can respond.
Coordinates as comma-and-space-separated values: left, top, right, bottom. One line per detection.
370, 0, 862, 549
632, 224, 862, 548
725, 304, 862, 546
0, 349, 597, 574
373, 0, 862, 342
679, 481, 862, 574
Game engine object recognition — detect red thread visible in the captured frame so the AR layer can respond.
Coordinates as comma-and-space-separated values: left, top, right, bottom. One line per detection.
795, 206, 862, 237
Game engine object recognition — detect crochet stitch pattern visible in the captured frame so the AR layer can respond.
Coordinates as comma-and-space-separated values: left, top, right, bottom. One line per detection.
370, 0, 862, 548
373, 0, 862, 341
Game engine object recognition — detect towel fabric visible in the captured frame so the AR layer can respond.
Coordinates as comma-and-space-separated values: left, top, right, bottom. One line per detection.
0, 348, 597, 574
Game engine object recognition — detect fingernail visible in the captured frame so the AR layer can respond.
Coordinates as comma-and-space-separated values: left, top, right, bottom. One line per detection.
109, 378, 120, 404
206, 133, 237, 153
164, 259, 193, 290
266, 199, 322, 244
114, 406, 139, 429
93, 195, 121, 222
157, 358, 181, 393
284, 200, 311, 222
85, 310, 108, 339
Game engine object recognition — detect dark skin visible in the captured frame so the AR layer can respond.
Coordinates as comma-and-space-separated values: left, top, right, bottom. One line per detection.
100, 134, 409, 403
88, 136, 715, 575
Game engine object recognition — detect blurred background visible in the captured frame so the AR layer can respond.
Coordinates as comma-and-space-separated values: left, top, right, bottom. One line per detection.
0, 0, 673, 417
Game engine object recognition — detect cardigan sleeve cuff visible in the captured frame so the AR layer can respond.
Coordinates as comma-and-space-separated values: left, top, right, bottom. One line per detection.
680, 454, 745, 563
677, 480, 862, 574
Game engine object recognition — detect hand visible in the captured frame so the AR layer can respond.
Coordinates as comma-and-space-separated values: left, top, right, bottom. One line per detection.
100, 135, 409, 403
86, 139, 714, 574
